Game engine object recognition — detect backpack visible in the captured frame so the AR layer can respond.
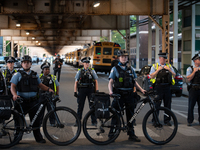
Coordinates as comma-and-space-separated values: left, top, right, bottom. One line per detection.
92, 92, 110, 119
0, 95, 12, 120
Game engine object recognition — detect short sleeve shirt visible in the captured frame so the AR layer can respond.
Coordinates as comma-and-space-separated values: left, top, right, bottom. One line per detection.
109, 64, 137, 80
54, 58, 63, 69
75, 68, 98, 81
186, 65, 200, 77
150, 62, 175, 75
10, 70, 41, 99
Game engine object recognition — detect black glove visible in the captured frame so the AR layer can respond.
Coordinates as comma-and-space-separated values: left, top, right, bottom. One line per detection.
74, 92, 78, 98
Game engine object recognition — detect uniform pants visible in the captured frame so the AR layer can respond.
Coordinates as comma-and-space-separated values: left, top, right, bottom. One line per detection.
39, 95, 56, 125
155, 85, 172, 123
77, 87, 96, 123
14, 99, 43, 141
110, 92, 136, 136
188, 88, 200, 123
54, 68, 61, 82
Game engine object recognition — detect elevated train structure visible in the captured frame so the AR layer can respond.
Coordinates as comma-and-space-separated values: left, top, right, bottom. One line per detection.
65, 41, 121, 74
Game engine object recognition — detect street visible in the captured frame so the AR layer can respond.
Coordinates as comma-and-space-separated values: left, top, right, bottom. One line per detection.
9, 64, 200, 150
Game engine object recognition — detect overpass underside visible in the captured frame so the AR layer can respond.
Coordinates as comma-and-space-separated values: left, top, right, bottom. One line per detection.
0, 0, 199, 62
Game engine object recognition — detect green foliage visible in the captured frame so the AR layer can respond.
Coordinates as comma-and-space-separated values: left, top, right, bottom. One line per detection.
6, 41, 11, 56
111, 15, 136, 49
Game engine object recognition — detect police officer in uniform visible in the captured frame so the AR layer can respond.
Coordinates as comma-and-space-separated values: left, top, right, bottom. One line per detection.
39, 62, 60, 126
74, 57, 98, 126
150, 51, 176, 126
108, 49, 145, 142
10, 55, 54, 143
3, 56, 17, 96
186, 53, 200, 126
53, 54, 63, 82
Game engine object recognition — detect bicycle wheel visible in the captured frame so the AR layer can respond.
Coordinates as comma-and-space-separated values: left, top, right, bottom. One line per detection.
43, 107, 81, 146
0, 110, 23, 149
142, 107, 178, 145
83, 108, 121, 145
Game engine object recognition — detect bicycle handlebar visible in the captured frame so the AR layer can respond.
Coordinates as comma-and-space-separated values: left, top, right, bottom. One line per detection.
16, 97, 23, 103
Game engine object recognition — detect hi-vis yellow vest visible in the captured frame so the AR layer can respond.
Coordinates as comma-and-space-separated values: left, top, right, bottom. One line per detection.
39, 74, 57, 95
150, 63, 175, 85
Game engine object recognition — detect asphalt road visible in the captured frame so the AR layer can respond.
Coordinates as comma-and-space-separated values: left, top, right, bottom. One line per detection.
8, 63, 200, 150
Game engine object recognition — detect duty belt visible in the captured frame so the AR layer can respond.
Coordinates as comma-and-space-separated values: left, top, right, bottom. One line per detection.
114, 88, 133, 95
78, 83, 94, 88
22, 96, 38, 102
191, 84, 200, 90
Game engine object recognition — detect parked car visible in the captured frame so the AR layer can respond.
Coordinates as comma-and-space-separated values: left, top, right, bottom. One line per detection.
14, 59, 22, 68
0, 56, 8, 68
136, 65, 183, 97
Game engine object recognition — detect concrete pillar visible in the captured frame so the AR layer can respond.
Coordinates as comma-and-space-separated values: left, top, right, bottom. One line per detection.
173, 0, 178, 69
155, 16, 160, 63
148, 18, 152, 65
136, 15, 140, 70
191, 5, 195, 65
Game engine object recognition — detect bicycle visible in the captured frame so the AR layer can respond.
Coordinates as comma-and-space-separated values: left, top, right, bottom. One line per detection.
83, 91, 178, 145
0, 92, 81, 148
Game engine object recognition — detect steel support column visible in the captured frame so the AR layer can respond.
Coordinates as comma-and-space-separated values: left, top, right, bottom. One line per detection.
155, 16, 160, 63
173, 0, 178, 68
162, 0, 170, 63
148, 18, 152, 65
136, 16, 140, 70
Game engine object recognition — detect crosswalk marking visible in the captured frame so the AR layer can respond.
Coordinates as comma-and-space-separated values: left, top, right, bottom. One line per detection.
177, 124, 200, 136
19, 123, 200, 141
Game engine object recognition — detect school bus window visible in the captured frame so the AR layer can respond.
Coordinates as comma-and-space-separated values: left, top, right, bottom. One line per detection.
78, 52, 80, 56
95, 47, 101, 55
103, 48, 112, 55
114, 48, 119, 55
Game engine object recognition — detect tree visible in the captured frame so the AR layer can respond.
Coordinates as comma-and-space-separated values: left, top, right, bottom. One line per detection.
100, 16, 137, 49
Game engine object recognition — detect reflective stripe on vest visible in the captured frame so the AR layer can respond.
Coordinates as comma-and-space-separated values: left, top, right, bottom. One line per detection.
3, 69, 17, 78
40, 73, 57, 94
150, 63, 175, 85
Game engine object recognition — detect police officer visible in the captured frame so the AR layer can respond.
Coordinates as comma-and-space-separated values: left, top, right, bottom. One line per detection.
74, 57, 98, 126
186, 53, 200, 126
53, 54, 63, 82
3, 56, 17, 96
108, 49, 145, 142
39, 62, 60, 126
150, 51, 176, 126
10, 55, 54, 144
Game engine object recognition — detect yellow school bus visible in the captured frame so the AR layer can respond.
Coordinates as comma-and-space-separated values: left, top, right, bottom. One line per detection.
73, 49, 82, 67
70, 51, 75, 65
67, 52, 71, 64
65, 53, 69, 64
88, 42, 121, 74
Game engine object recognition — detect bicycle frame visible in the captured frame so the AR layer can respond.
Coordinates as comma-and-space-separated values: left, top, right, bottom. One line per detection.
16, 95, 61, 131
114, 94, 158, 130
